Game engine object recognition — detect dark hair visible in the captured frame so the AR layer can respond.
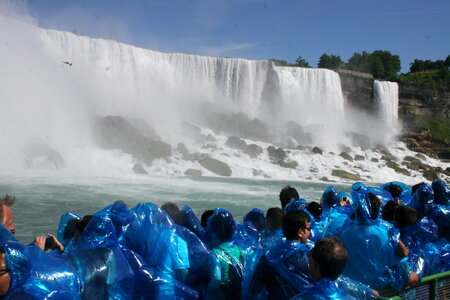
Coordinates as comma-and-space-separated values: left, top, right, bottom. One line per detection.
0, 194, 15, 224
244, 209, 265, 231
367, 193, 381, 220
208, 209, 236, 242
75, 215, 93, 233
381, 201, 399, 222
412, 182, 425, 195
279, 185, 299, 209
311, 237, 348, 280
63, 218, 79, 240
201, 210, 214, 228
161, 202, 180, 223
265, 207, 284, 231
282, 210, 310, 240
394, 206, 417, 228
388, 184, 402, 199
307, 202, 322, 218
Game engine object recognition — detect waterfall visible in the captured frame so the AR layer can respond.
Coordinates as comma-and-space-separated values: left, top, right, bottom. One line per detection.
0, 16, 402, 176
374, 80, 399, 129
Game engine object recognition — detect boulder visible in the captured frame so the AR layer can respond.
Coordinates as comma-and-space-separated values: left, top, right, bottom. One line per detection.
331, 169, 362, 181
354, 155, 365, 161
23, 143, 66, 170
267, 146, 287, 162
199, 157, 232, 176
94, 115, 172, 166
339, 152, 353, 161
423, 169, 439, 181
371, 158, 379, 162
286, 121, 313, 145
311, 147, 323, 155
225, 136, 247, 150
244, 144, 263, 158
386, 161, 411, 176
132, 163, 147, 174
184, 169, 202, 176
176, 143, 189, 154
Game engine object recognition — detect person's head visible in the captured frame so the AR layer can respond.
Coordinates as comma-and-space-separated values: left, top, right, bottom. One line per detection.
412, 182, 425, 195
394, 206, 417, 228
207, 209, 236, 244
307, 202, 322, 218
279, 185, 299, 209
0, 195, 15, 235
161, 202, 180, 224
0, 248, 10, 296
201, 210, 214, 228
309, 237, 348, 282
282, 210, 311, 243
388, 184, 403, 199
265, 207, 284, 231
74, 215, 93, 242
243, 208, 265, 231
367, 193, 381, 220
381, 200, 399, 222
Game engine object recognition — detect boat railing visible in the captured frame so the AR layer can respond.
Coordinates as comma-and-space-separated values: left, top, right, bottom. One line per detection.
378, 271, 450, 300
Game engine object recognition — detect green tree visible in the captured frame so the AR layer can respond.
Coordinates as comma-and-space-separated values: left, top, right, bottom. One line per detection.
295, 56, 311, 68
317, 53, 344, 69
270, 59, 290, 67
345, 51, 372, 73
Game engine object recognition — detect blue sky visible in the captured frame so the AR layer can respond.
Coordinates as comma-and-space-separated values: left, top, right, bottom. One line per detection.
23, 0, 450, 72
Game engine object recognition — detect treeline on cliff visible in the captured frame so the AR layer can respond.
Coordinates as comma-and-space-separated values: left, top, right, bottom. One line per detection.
271, 53, 450, 89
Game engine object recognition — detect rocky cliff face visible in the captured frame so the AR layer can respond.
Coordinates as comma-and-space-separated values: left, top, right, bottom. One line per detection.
399, 86, 450, 121
337, 69, 375, 114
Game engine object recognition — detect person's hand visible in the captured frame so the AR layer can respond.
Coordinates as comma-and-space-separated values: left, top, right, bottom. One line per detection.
46, 233, 64, 252
397, 240, 409, 258
33, 236, 46, 251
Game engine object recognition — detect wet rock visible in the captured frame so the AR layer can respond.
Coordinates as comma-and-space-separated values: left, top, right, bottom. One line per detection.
415, 153, 426, 160
423, 169, 439, 181
404, 156, 421, 164
225, 136, 247, 150
132, 163, 147, 174
381, 154, 397, 162
184, 169, 202, 176
340, 152, 353, 161
354, 155, 365, 161
94, 115, 172, 166
267, 146, 287, 161
371, 158, 379, 162
386, 161, 411, 176
199, 157, 232, 176
312, 147, 323, 155
176, 143, 189, 154
23, 143, 66, 170
244, 144, 263, 158
331, 169, 362, 181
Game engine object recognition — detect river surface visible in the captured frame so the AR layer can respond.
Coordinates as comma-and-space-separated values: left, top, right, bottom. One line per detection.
0, 172, 351, 243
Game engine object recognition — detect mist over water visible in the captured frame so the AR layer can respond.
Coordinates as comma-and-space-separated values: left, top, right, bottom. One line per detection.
0, 6, 409, 182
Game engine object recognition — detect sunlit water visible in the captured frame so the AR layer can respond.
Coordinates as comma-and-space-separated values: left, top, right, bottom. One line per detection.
0, 172, 351, 243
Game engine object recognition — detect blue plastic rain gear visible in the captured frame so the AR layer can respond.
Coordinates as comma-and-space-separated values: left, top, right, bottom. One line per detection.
339, 189, 409, 290
0, 241, 80, 300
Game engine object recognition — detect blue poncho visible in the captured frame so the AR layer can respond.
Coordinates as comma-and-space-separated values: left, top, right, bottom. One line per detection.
0, 241, 80, 300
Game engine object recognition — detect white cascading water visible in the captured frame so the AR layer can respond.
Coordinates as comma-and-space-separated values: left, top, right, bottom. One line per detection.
0, 13, 409, 180
374, 80, 399, 130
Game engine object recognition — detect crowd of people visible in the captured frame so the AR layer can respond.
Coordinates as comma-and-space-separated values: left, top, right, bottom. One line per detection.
0, 179, 448, 299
